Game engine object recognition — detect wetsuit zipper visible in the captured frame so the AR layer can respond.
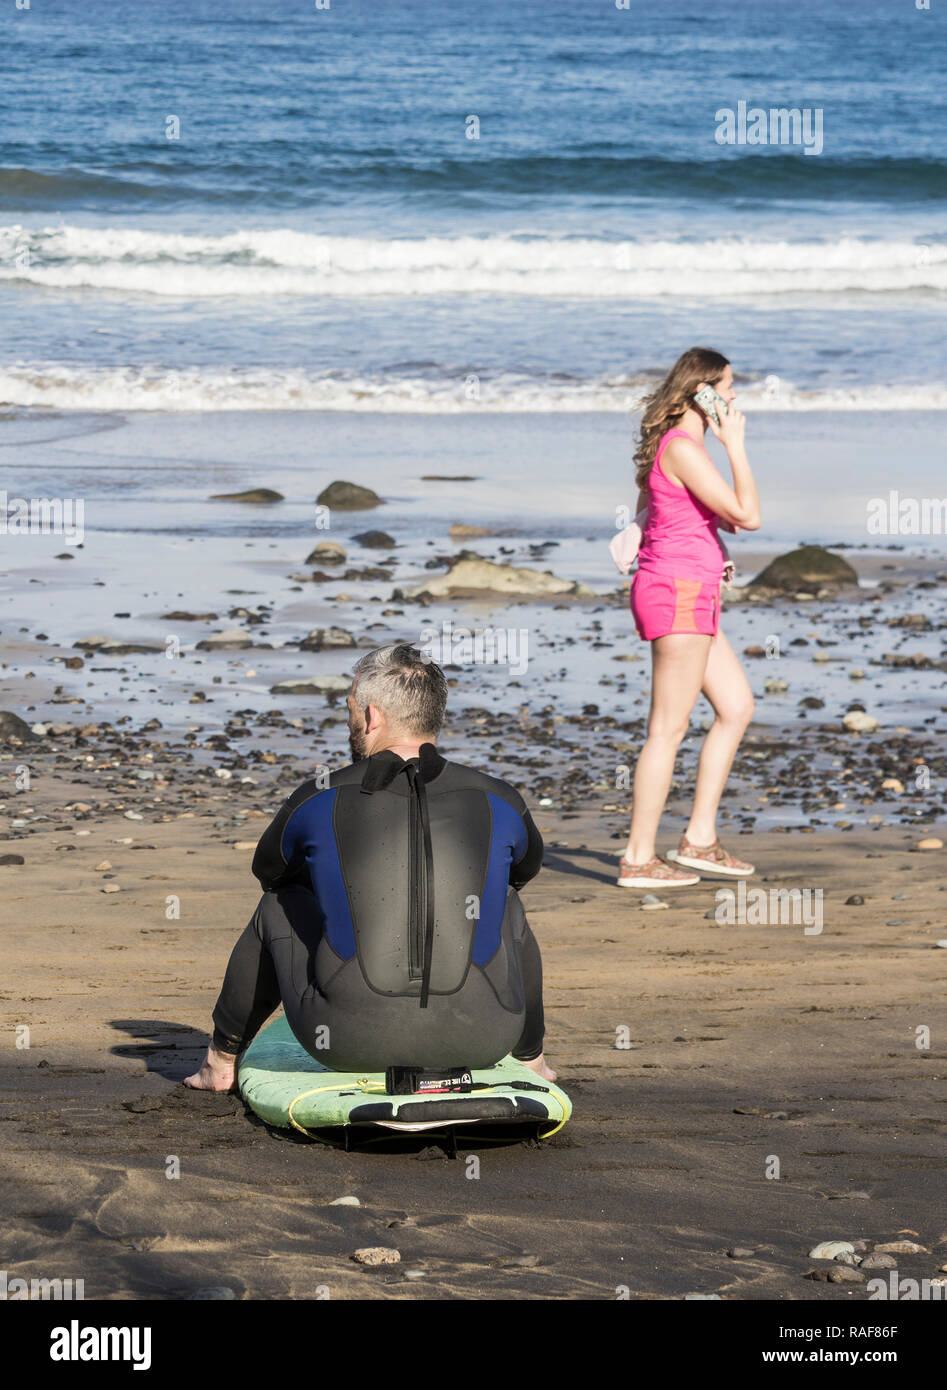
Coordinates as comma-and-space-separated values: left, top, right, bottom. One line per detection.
408, 783, 422, 979
405, 760, 435, 1007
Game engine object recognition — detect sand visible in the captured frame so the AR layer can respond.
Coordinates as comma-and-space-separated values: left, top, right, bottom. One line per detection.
2, 791, 945, 1300
2, 405, 946, 1301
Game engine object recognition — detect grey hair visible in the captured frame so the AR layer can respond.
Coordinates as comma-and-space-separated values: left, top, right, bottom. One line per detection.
351, 644, 448, 737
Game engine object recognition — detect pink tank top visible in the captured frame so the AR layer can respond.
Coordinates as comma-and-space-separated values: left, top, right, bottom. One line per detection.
636, 428, 726, 582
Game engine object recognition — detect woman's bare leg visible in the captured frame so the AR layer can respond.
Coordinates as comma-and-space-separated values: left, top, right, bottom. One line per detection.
624, 633, 712, 865
684, 626, 755, 846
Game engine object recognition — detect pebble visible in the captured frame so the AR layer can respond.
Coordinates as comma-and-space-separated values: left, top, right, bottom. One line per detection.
352, 529, 395, 549
233, 841, 257, 851
881, 779, 904, 793
95, 860, 112, 871
352, 1248, 401, 1266
298, 626, 356, 652
917, 838, 942, 850
935, 941, 947, 950
844, 894, 865, 905
808, 1240, 855, 1260
304, 541, 346, 565
727, 1247, 755, 1258
329, 1196, 360, 1206
404, 1270, 427, 1280
0, 854, 25, 866
683, 1293, 722, 1300
195, 629, 254, 651
640, 894, 668, 911
269, 676, 350, 696
860, 1252, 897, 1270
843, 710, 880, 734
124, 810, 143, 821
187, 1286, 236, 1300
764, 678, 789, 693
102, 884, 120, 893
874, 1239, 928, 1254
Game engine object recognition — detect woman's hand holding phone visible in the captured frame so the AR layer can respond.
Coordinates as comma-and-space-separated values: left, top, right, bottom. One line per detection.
706, 401, 746, 453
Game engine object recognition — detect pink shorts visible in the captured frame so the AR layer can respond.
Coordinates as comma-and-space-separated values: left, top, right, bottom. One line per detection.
630, 570, 720, 641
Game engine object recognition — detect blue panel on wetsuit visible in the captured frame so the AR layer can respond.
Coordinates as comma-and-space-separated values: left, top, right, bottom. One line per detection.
473, 794, 528, 966
283, 787, 357, 961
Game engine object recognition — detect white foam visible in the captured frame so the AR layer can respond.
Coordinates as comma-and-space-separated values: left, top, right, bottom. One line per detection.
1, 224, 945, 297
2, 363, 947, 413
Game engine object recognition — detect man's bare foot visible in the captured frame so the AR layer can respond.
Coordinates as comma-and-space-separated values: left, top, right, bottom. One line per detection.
517, 1053, 557, 1082
183, 1045, 239, 1092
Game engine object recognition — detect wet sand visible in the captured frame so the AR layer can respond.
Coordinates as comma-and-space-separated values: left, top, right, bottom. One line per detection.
1, 784, 945, 1299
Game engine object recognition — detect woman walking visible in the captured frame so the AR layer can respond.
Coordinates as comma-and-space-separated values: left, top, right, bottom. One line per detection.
619, 347, 762, 889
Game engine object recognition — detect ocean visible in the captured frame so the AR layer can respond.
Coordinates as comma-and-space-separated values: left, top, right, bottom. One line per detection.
2, 0, 946, 746
2, 0, 946, 415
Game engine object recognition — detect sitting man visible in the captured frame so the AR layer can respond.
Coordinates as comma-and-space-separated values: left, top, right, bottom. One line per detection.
184, 643, 554, 1091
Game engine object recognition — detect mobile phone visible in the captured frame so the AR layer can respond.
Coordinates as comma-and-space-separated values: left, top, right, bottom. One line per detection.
693, 385, 729, 426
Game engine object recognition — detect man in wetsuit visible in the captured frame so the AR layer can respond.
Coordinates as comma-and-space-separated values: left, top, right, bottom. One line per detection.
184, 643, 554, 1091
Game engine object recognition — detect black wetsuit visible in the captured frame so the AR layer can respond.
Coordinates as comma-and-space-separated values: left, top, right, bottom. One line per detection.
211, 743, 546, 1070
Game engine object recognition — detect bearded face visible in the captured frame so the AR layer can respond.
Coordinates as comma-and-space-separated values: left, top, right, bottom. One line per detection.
348, 701, 368, 762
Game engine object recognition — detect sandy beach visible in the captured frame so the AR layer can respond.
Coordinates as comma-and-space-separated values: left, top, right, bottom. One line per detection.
5, 0, 947, 1323
2, 788, 945, 1299
3, 400, 947, 1299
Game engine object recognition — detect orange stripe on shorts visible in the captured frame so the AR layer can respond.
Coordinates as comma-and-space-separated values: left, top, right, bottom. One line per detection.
671, 578, 702, 632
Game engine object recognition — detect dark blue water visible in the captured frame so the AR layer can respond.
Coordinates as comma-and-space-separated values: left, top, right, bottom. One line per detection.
1, 0, 945, 412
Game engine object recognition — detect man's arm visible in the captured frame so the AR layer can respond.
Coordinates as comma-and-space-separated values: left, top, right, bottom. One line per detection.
251, 782, 320, 891
510, 806, 544, 890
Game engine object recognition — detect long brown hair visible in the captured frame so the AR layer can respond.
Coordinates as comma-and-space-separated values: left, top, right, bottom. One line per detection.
633, 347, 730, 491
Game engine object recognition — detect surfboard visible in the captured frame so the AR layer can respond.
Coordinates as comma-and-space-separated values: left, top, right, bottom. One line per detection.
238, 1014, 571, 1138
